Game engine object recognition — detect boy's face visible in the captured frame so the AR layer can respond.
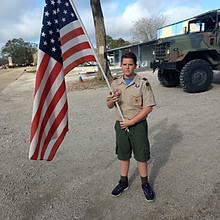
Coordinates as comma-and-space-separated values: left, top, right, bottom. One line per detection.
121, 58, 137, 78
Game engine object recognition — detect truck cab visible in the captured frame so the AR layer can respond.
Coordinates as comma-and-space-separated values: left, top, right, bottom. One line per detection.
151, 9, 220, 93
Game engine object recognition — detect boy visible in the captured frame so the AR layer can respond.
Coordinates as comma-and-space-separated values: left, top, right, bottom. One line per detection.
107, 52, 156, 202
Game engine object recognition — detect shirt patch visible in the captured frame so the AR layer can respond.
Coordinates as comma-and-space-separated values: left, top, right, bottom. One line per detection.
142, 77, 151, 90
134, 97, 139, 103
145, 81, 151, 90
135, 84, 140, 88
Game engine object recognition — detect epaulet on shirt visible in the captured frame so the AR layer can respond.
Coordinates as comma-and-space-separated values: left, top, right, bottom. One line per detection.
113, 75, 122, 80
142, 77, 152, 90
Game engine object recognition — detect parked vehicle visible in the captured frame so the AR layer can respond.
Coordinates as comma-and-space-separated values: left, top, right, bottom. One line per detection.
151, 9, 220, 93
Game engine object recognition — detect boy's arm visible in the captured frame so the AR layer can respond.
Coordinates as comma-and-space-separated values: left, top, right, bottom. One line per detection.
107, 92, 119, 109
120, 106, 153, 129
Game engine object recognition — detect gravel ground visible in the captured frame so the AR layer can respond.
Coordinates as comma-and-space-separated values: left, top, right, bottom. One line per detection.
0, 67, 220, 220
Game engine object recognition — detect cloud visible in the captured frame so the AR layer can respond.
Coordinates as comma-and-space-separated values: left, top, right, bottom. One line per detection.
0, 0, 43, 47
162, 3, 203, 24
104, 0, 152, 40
75, 1, 119, 46
0, 0, 30, 18
103, 0, 203, 41
0, 0, 208, 50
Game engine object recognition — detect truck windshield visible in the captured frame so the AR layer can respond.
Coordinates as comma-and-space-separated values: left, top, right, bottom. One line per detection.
189, 21, 205, 33
188, 13, 217, 33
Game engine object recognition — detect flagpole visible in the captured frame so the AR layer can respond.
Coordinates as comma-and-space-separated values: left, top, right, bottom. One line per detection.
69, 0, 126, 123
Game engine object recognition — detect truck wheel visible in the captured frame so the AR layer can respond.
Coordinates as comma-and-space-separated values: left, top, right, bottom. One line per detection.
180, 59, 213, 93
158, 69, 180, 87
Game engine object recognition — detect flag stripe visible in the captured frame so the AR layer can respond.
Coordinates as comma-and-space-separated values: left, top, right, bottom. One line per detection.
30, 90, 67, 160
34, 53, 50, 95
61, 34, 89, 54
64, 55, 96, 75
47, 124, 68, 161
43, 107, 68, 160
30, 66, 66, 159
31, 80, 67, 160
62, 42, 91, 61
63, 48, 95, 69
61, 27, 84, 45
40, 101, 68, 159
30, 61, 62, 142
30, 0, 97, 160
60, 19, 96, 75
60, 20, 81, 38
32, 56, 58, 120
31, 63, 65, 148
36, 49, 45, 73
40, 89, 67, 146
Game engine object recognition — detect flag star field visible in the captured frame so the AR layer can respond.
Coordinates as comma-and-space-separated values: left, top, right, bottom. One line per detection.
40, 0, 77, 64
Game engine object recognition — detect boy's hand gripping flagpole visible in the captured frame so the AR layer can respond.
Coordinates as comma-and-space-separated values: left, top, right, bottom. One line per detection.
69, 0, 127, 125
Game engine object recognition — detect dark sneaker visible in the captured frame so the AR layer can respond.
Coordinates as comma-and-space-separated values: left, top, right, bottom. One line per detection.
142, 183, 155, 202
111, 180, 129, 197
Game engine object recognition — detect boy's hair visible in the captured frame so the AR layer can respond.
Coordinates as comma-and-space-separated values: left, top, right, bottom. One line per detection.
121, 52, 137, 65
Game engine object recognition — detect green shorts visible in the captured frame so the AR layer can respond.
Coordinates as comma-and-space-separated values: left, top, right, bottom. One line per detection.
114, 120, 150, 162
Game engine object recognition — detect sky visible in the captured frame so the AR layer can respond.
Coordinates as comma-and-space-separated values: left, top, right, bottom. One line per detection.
0, 0, 219, 51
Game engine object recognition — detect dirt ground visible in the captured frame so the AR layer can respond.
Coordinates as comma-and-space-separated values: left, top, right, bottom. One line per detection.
0, 67, 220, 220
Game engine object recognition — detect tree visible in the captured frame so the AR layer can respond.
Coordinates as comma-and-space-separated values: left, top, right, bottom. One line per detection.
106, 35, 114, 49
1, 38, 37, 65
131, 14, 168, 42
106, 35, 130, 49
0, 57, 8, 66
90, 0, 110, 80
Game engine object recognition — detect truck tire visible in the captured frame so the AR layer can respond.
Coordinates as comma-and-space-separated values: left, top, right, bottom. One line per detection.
158, 69, 180, 87
180, 59, 213, 93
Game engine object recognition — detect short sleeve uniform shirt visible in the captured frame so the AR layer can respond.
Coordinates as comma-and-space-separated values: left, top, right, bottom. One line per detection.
109, 74, 156, 121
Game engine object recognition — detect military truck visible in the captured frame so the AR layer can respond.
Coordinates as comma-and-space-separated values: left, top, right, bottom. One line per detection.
150, 9, 220, 93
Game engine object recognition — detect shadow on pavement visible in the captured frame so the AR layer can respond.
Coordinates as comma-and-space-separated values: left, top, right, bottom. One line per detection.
103, 118, 183, 187
149, 118, 183, 186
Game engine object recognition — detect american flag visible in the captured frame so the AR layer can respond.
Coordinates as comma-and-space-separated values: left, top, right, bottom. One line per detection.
29, 0, 96, 160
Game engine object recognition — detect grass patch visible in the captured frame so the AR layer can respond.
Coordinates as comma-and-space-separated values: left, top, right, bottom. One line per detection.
66, 76, 114, 91
26, 69, 36, 73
